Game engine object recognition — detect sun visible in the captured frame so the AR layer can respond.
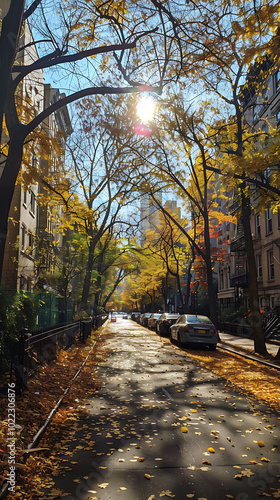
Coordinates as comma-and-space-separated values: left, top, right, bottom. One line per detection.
136, 96, 156, 122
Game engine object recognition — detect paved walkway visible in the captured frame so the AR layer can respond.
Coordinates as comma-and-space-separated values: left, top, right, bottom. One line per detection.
41, 320, 280, 500
219, 332, 280, 357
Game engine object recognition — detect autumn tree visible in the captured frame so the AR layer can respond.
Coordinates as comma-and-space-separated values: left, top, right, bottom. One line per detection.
144, 208, 192, 312
0, 0, 182, 281
36, 231, 88, 319
114, 0, 280, 352
121, 242, 167, 312
172, 0, 280, 354
90, 233, 141, 314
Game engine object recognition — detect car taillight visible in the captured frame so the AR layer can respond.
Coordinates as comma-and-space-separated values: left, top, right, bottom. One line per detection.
185, 325, 189, 333
212, 327, 217, 335
163, 320, 169, 323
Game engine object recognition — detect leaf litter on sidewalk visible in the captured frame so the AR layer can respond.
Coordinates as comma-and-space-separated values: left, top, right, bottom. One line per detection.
1, 324, 280, 499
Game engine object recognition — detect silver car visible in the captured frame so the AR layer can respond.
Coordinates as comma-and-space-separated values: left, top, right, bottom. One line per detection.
170, 314, 219, 350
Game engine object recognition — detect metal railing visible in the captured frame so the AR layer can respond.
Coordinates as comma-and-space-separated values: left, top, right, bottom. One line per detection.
219, 321, 254, 338
1, 314, 108, 390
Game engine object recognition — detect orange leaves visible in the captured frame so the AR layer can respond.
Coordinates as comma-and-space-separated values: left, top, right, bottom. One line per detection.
185, 349, 280, 413
180, 426, 188, 433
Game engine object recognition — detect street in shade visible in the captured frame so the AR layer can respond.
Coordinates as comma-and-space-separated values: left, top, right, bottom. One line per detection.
43, 319, 280, 500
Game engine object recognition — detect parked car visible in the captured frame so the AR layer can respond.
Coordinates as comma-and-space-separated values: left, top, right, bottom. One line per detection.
142, 313, 152, 328
155, 313, 180, 336
111, 313, 117, 323
131, 312, 140, 322
147, 313, 162, 330
170, 314, 219, 349
139, 313, 146, 325
136, 313, 142, 324
116, 312, 128, 319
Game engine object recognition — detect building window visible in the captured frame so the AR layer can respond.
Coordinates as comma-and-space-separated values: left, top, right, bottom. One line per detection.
220, 270, 224, 290
262, 86, 269, 103
23, 190, 27, 207
275, 70, 280, 92
256, 254, 262, 281
253, 103, 262, 121
255, 214, 261, 238
28, 232, 33, 250
21, 225, 26, 251
266, 207, 273, 234
277, 109, 280, 127
267, 250, 275, 280
270, 296, 275, 309
19, 276, 25, 290
30, 190, 36, 215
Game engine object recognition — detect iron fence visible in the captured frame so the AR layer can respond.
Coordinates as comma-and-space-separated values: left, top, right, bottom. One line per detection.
218, 321, 254, 338
0, 315, 108, 391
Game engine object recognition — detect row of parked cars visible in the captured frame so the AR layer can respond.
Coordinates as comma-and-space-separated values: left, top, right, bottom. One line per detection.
131, 311, 219, 350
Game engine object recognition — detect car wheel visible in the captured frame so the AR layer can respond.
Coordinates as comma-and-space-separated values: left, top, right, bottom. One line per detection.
177, 331, 182, 347
170, 332, 175, 344
209, 344, 217, 351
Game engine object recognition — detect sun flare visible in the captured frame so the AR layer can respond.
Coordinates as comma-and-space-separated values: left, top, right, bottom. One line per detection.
136, 96, 156, 122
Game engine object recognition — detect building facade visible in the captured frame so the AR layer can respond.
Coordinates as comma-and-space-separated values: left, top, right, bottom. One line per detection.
217, 62, 280, 316
1, 20, 72, 291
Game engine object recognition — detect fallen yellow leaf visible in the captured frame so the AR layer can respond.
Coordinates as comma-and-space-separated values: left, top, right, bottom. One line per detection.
261, 457, 270, 462
258, 440, 265, 447
181, 427, 188, 433
208, 447, 215, 453
160, 491, 175, 498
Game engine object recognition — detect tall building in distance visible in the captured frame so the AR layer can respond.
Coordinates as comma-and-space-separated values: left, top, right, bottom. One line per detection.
139, 192, 182, 246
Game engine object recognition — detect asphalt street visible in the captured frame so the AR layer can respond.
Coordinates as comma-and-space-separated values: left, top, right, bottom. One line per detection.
45, 319, 280, 500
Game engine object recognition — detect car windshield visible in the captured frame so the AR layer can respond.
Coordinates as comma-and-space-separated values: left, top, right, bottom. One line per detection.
186, 315, 213, 324
154, 314, 161, 318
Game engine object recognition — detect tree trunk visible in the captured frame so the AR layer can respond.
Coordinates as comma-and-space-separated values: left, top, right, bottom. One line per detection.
185, 253, 194, 313
241, 192, 268, 355
93, 278, 101, 317
80, 237, 95, 311
203, 208, 219, 326
0, 0, 25, 138
175, 271, 184, 313
0, 128, 25, 282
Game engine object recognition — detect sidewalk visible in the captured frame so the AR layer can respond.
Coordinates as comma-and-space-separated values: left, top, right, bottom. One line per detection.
38, 320, 280, 500
219, 332, 280, 357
